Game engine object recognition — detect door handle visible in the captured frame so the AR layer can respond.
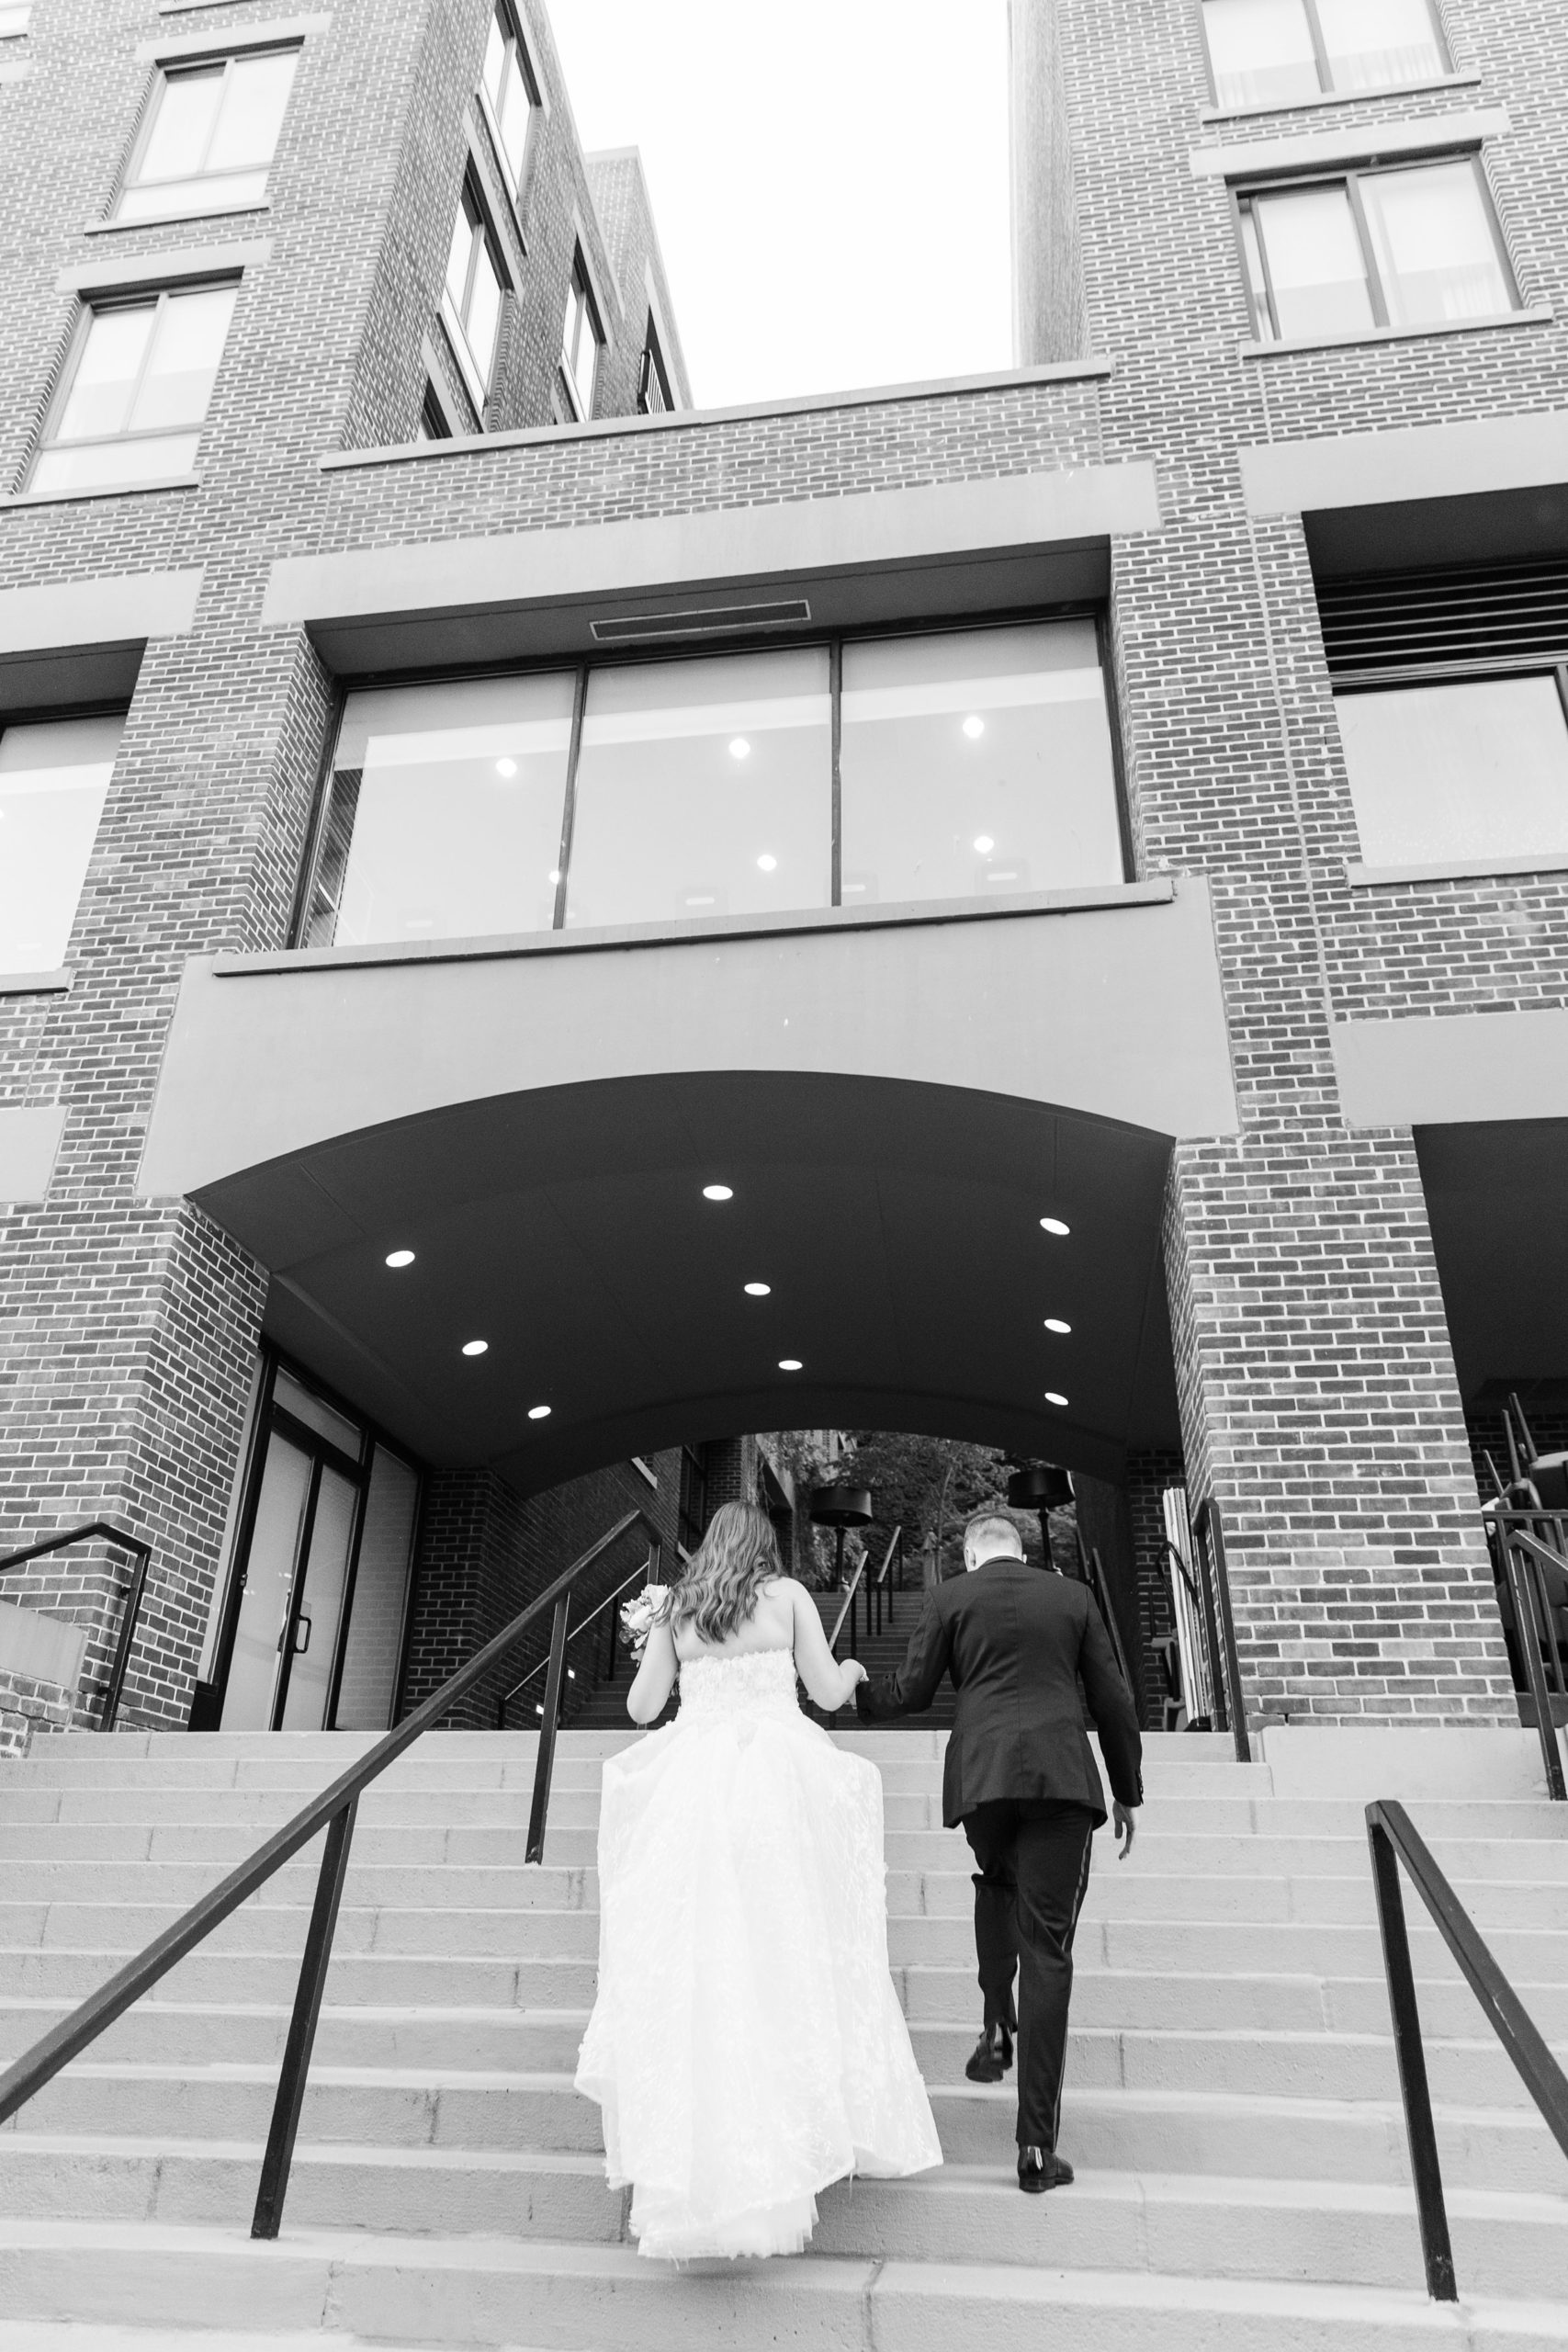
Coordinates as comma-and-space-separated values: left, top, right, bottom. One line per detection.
293, 1615, 312, 1656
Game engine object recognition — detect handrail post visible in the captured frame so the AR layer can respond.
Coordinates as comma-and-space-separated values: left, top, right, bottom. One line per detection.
1366, 1812, 1458, 2300
525, 1590, 572, 1865
252, 1795, 358, 2240
99, 1543, 152, 1732
1197, 1501, 1251, 1762
1497, 1523, 1568, 1803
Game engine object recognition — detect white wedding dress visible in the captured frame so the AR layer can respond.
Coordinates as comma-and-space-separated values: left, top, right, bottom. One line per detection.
574, 1645, 943, 2260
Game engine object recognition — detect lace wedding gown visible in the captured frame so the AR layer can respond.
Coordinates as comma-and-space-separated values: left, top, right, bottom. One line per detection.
574, 1645, 942, 2260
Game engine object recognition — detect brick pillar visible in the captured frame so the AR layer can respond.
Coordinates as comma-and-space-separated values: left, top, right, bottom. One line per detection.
699, 1436, 759, 1517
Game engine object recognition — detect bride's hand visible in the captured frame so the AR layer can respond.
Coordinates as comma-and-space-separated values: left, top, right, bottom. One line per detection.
841, 1660, 869, 1693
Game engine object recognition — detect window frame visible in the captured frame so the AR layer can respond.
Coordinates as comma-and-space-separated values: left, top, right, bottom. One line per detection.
558, 249, 604, 423
291, 607, 1134, 953
440, 169, 510, 414
1332, 662, 1568, 869
116, 43, 301, 223
1197, 0, 1452, 110
29, 277, 241, 490
0, 699, 130, 977
637, 320, 673, 415
477, 0, 540, 206
1231, 149, 1517, 344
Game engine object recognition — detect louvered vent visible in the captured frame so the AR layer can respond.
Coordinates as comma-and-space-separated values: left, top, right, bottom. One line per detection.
1318, 558, 1568, 682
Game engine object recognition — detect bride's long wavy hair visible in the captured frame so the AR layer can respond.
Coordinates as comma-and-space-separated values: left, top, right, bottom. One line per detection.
666, 1500, 784, 1645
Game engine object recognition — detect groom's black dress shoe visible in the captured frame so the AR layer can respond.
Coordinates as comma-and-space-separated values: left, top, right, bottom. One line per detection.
964, 2024, 1014, 2083
1017, 2146, 1074, 2194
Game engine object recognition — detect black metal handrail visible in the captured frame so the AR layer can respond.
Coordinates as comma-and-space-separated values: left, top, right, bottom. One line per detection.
1161, 1534, 1218, 1728
0, 1522, 152, 1733
0, 1504, 662, 2241
1484, 1510, 1568, 1802
1191, 1497, 1251, 1763
826, 1525, 902, 1660
1366, 1798, 1568, 2300
1077, 1540, 1135, 1698
494, 1553, 655, 1727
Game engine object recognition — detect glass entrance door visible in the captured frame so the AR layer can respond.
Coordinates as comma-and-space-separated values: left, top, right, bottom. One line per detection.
214, 1362, 419, 1733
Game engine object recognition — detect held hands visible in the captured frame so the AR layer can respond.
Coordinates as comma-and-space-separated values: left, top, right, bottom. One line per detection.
839, 1659, 869, 1705
1111, 1801, 1138, 1860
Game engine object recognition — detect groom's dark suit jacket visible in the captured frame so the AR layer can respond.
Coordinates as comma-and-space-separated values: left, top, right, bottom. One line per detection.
856, 1560, 1144, 1829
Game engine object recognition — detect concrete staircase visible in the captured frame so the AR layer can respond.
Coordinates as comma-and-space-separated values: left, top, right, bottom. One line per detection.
1, 1727, 1566, 2349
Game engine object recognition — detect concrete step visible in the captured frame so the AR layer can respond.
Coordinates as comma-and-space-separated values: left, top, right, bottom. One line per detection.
0, 2138, 1562, 2298
3, 1996, 1562, 2108
1, 2218, 1566, 2350
8, 2065, 1562, 2191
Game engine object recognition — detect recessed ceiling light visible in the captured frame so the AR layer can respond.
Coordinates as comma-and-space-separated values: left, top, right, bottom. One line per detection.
963, 715, 985, 740
974, 833, 995, 854
703, 1183, 734, 1202
1044, 1317, 1072, 1335
1040, 1216, 1071, 1238
527, 1403, 551, 1420
384, 1249, 415, 1269
548, 867, 561, 885
495, 757, 517, 777
1044, 1391, 1069, 1408
779, 1358, 803, 1372
729, 737, 750, 760
461, 1339, 489, 1357
745, 1282, 772, 1296
756, 853, 777, 872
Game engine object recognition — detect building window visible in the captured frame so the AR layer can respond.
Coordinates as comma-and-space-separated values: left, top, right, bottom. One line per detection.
638, 322, 672, 414
678, 1445, 708, 1554
416, 382, 452, 440
1202, 0, 1447, 110
559, 253, 603, 420
0, 714, 124, 972
480, 0, 536, 191
299, 618, 1127, 952
442, 175, 507, 408
117, 48, 299, 222
1237, 157, 1516, 343
1337, 676, 1568, 867
30, 282, 238, 492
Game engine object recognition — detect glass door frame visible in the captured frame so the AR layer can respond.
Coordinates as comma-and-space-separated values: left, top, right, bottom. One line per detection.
203, 1348, 423, 1732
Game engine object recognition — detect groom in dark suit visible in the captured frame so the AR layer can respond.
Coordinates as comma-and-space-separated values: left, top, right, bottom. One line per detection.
857, 1505, 1143, 2192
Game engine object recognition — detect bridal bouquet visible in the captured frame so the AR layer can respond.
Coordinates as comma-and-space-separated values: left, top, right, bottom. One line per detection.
620, 1583, 668, 1658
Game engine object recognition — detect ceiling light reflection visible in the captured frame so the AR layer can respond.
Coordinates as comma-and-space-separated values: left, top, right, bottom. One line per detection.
384, 1249, 415, 1269
779, 1358, 803, 1372
461, 1340, 489, 1357
1040, 1217, 1071, 1238
745, 1282, 772, 1296
963, 715, 985, 740
527, 1404, 551, 1420
1044, 1391, 1069, 1408
729, 737, 750, 761
756, 854, 777, 872
495, 757, 517, 778
1044, 1317, 1072, 1335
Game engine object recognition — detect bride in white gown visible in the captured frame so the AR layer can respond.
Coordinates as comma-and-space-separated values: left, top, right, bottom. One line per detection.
574, 1500, 942, 2261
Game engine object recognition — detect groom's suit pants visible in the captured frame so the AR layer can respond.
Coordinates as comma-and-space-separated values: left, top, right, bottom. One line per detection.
962, 1799, 1096, 2152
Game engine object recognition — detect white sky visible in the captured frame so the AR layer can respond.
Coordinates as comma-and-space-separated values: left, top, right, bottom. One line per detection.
546, 0, 1014, 411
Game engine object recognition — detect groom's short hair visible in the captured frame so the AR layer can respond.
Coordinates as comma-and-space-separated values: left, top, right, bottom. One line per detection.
964, 1508, 1025, 1561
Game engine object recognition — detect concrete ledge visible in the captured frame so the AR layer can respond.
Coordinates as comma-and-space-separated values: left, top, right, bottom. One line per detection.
1190, 104, 1507, 177
1242, 407, 1568, 518
0, 568, 201, 653
1346, 851, 1568, 888
56, 238, 270, 294
1256, 1724, 1562, 1802
0, 1598, 87, 1691
1332, 1008, 1568, 1128
1198, 72, 1482, 124
136, 10, 329, 57
0, 1104, 66, 1203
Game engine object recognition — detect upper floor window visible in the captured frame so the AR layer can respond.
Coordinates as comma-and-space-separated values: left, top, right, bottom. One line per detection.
1237, 157, 1516, 343
0, 714, 124, 972
480, 0, 537, 191
1202, 0, 1447, 110
638, 321, 672, 415
442, 176, 506, 408
416, 383, 452, 441
117, 48, 299, 222
560, 253, 603, 420
31, 281, 238, 492
297, 619, 1126, 952
0, 6, 31, 37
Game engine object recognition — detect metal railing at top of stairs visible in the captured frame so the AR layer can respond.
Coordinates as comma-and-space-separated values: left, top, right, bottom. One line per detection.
1484, 1508, 1568, 1803
1366, 1798, 1568, 2300
0, 1505, 663, 2244
493, 1553, 656, 1729
1190, 1498, 1251, 1765
0, 1521, 152, 1734
826, 1525, 903, 1661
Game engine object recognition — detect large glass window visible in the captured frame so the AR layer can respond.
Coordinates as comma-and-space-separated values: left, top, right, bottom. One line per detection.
1202, 0, 1446, 109
1239, 159, 1515, 344
302, 621, 1126, 950
117, 48, 299, 222
305, 673, 576, 947
566, 649, 832, 928
840, 622, 1122, 905
481, 0, 536, 190
1337, 676, 1568, 867
442, 178, 506, 405
0, 714, 124, 971
560, 254, 603, 421
30, 283, 237, 492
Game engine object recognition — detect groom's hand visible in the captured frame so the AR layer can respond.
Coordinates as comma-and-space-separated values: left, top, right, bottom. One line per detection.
1112, 1801, 1138, 1860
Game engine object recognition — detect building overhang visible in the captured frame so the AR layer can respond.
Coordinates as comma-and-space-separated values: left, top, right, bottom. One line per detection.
259, 461, 1162, 674
137, 881, 1236, 1489
0, 567, 204, 715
